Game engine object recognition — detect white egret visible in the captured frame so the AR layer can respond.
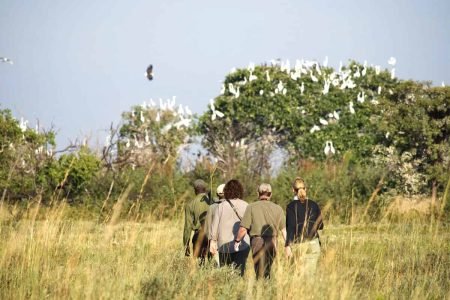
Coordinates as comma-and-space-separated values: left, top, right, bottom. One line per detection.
210, 99, 224, 121
349, 101, 355, 114
310, 125, 320, 133
324, 140, 335, 156
155, 112, 161, 122
323, 56, 328, 67
378, 86, 382, 94
357, 91, 365, 103
388, 57, 396, 66
391, 68, 396, 79
322, 79, 330, 95
0, 57, 14, 64
375, 65, 381, 75
265, 70, 271, 82
300, 82, 305, 95
259, 90, 264, 96
319, 118, 329, 125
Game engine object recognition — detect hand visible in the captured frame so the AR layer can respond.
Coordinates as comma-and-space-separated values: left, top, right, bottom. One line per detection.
185, 247, 191, 257
234, 240, 241, 252
285, 246, 292, 258
210, 240, 218, 255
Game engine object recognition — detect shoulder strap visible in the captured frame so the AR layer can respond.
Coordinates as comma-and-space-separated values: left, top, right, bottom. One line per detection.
225, 199, 242, 221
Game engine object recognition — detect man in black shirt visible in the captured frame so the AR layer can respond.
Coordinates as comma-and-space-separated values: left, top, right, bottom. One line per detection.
285, 177, 323, 275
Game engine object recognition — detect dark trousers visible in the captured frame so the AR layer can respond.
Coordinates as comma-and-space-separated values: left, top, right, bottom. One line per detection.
192, 228, 209, 265
219, 247, 250, 276
251, 236, 277, 279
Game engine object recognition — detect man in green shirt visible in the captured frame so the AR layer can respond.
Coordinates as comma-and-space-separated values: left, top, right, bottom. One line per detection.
234, 183, 287, 279
183, 179, 210, 263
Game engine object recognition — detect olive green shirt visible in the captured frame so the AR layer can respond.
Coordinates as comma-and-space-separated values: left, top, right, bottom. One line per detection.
183, 192, 210, 248
240, 200, 285, 237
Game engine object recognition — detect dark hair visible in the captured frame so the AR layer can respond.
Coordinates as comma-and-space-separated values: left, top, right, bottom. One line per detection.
224, 179, 244, 200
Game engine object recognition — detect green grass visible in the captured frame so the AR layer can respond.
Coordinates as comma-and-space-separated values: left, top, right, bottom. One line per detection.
0, 204, 449, 299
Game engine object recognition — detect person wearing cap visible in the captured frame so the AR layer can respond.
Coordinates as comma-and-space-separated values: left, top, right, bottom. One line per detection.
204, 183, 226, 266
285, 177, 323, 276
210, 179, 250, 276
183, 179, 210, 263
234, 183, 287, 279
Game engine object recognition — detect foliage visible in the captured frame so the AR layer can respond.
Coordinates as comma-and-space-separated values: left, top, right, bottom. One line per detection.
0, 107, 55, 201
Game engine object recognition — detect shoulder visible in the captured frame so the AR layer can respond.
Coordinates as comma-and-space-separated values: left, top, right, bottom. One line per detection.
286, 200, 296, 209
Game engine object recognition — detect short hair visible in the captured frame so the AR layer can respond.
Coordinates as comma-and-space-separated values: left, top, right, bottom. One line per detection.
193, 179, 207, 193
224, 179, 244, 200
258, 183, 272, 199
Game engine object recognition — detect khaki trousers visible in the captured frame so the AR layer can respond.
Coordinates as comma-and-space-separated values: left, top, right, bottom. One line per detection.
291, 238, 320, 276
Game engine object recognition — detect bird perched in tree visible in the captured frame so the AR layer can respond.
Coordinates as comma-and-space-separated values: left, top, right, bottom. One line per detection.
145, 64, 153, 80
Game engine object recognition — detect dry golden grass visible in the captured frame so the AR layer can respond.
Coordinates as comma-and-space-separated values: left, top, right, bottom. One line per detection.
0, 202, 449, 299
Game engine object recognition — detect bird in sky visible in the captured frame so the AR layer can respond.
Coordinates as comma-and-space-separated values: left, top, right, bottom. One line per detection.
145, 64, 153, 80
388, 57, 396, 66
0, 57, 14, 64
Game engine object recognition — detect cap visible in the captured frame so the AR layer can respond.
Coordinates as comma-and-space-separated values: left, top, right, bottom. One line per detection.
216, 184, 225, 195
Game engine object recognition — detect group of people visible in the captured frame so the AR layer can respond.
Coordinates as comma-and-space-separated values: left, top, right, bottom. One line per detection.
183, 177, 323, 279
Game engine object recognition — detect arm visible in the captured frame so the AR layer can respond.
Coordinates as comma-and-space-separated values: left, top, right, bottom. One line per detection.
235, 226, 248, 242
209, 205, 220, 255
183, 202, 193, 256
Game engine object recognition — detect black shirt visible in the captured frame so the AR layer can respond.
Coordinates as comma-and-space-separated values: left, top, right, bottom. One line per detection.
285, 198, 323, 246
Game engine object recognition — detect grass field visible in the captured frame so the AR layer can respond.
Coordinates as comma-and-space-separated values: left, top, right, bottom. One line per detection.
0, 203, 449, 299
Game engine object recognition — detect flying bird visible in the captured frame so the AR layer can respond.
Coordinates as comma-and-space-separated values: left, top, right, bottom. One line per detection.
145, 64, 153, 80
0, 57, 14, 64
388, 57, 396, 66
210, 99, 224, 121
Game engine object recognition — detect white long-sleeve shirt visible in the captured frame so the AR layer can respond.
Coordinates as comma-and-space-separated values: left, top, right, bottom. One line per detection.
210, 198, 250, 253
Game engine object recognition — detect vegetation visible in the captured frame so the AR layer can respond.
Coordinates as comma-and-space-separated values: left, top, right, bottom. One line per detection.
0, 59, 449, 299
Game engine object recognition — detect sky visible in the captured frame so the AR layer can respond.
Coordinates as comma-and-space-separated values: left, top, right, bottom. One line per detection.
1, 0, 449, 149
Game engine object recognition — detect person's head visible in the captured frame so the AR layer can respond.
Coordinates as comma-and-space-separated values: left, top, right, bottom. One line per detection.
258, 183, 272, 200
224, 179, 244, 200
292, 177, 307, 201
193, 179, 207, 195
216, 183, 225, 199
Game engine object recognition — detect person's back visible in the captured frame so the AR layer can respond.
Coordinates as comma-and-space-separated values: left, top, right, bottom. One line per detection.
244, 200, 284, 237
236, 183, 286, 279
183, 179, 210, 261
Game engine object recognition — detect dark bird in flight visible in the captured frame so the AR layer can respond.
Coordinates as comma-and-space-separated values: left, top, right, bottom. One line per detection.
145, 64, 153, 80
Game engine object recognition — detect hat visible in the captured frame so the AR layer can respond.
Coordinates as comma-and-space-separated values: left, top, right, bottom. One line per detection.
258, 183, 272, 194
216, 184, 225, 195
193, 179, 207, 190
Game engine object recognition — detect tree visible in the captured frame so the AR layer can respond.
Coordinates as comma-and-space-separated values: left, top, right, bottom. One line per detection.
198, 60, 398, 177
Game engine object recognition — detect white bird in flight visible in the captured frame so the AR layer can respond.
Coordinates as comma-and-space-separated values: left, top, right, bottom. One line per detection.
388, 57, 396, 66
210, 99, 224, 121
0, 57, 14, 64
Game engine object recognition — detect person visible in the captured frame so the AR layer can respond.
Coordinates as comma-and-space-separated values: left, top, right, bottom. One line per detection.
183, 179, 210, 263
204, 183, 226, 266
234, 183, 287, 279
285, 177, 323, 276
210, 180, 250, 276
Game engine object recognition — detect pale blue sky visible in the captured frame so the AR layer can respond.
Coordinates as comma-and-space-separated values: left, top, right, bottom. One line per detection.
1, 0, 449, 148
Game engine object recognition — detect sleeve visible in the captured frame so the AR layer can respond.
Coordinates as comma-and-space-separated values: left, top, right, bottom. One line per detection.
204, 206, 213, 238
240, 205, 252, 230
183, 202, 193, 248
210, 204, 221, 241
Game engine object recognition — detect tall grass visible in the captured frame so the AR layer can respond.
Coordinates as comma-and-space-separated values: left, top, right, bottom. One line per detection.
1, 201, 448, 299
